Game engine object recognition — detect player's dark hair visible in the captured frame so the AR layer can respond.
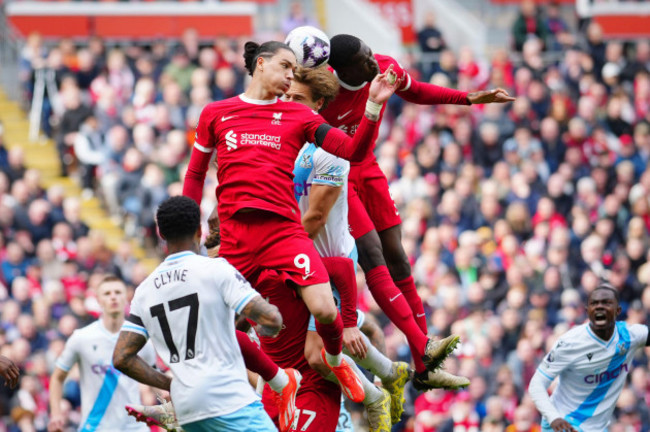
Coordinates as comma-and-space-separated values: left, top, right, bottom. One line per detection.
293, 66, 340, 111
328, 34, 362, 69
243, 41, 293, 76
591, 282, 620, 304
156, 196, 200, 242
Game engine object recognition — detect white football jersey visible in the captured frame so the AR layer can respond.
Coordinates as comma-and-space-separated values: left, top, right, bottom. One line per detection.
56, 320, 156, 432
122, 251, 260, 425
537, 321, 649, 431
293, 143, 355, 258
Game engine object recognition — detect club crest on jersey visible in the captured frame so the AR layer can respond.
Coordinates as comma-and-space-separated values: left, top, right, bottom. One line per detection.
547, 351, 555, 363
617, 342, 627, 355
272, 112, 282, 125
226, 130, 238, 151
300, 153, 313, 169
587, 353, 593, 361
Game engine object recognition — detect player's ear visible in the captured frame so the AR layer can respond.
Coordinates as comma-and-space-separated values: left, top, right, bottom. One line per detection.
616, 304, 622, 316
195, 226, 202, 243
315, 97, 325, 112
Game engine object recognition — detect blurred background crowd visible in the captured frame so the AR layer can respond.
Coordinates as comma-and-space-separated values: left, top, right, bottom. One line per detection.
0, 0, 649, 431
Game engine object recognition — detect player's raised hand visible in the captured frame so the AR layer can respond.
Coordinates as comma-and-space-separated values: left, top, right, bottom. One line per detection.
550, 418, 577, 432
0, 355, 19, 389
342, 327, 368, 359
467, 88, 515, 104
47, 414, 65, 432
368, 64, 402, 105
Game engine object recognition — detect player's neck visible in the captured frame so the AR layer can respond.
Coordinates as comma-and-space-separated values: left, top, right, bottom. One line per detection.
589, 323, 615, 342
244, 80, 277, 101
102, 313, 124, 334
167, 240, 198, 256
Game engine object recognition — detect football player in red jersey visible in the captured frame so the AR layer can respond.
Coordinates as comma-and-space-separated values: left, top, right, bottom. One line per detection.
183, 40, 400, 407
321, 34, 515, 389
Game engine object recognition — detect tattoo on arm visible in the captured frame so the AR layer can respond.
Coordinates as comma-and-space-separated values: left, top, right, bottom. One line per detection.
241, 296, 282, 337
113, 332, 171, 391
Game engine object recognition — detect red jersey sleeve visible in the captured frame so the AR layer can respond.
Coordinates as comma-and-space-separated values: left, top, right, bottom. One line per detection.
316, 115, 379, 162
183, 104, 218, 205
376, 54, 470, 106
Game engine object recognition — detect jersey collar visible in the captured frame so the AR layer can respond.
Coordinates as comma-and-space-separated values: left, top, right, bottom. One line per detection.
164, 251, 196, 262
586, 323, 617, 348
334, 71, 368, 91
239, 93, 278, 105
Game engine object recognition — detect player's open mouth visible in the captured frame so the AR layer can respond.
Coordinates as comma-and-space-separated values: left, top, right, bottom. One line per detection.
594, 312, 607, 325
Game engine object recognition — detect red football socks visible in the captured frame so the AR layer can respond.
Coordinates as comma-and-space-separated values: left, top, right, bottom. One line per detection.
236, 330, 279, 381
366, 266, 428, 373
396, 275, 428, 335
315, 312, 344, 355
321, 256, 358, 328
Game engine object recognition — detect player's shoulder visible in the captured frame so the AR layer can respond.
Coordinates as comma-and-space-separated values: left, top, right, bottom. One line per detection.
618, 320, 649, 343
201, 96, 241, 116
280, 99, 320, 116
554, 324, 590, 350
71, 320, 101, 340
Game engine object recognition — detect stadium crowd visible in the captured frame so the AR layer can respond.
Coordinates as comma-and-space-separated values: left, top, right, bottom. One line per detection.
0, 0, 649, 431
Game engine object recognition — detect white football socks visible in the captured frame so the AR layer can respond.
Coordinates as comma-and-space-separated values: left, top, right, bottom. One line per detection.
267, 369, 289, 393
325, 351, 343, 367
326, 354, 383, 405
345, 333, 392, 380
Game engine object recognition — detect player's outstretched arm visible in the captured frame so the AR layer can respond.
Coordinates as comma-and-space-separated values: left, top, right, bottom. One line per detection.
48, 367, 69, 432
466, 88, 515, 104
316, 65, 400, 162
240, 295, 282, 338
113, 331, 172, 391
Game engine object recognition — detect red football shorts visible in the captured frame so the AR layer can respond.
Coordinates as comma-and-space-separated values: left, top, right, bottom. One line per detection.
220, 211, 329, 287
348, 159, 402, 239
262, 369, 341, 432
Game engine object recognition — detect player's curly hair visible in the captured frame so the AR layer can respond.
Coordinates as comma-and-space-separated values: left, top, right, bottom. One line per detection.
156, 196, 200, 242
592, 282, 620, 303
328, 34, 362, 69
243, 41, 293, 76
293, 67, 340, 111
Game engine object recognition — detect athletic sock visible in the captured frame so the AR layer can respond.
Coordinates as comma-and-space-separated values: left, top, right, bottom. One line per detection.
326, 355, 383, 405
236, 330, 279, 382
345, 333, 392, 380
395, 275, 428, 335
267, 369, 290, 393
365, 265, 428, 373
316, 312, 344, 364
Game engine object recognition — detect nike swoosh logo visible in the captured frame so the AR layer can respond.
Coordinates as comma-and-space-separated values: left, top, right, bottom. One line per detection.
221, 115, 237, 122
389, 293, 402, 302
337, 110, 353, 120
302, 271, 315, 280
417, 313, 426, 318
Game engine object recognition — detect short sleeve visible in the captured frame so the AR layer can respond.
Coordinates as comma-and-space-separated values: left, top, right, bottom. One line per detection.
55, 331, 80, 372
217, 260, 260, 314
312, 149, 349, 187
628, 324, 650, 350
122, 294, 149, 340
537, 338, 572, 381
193, 104, 218, 154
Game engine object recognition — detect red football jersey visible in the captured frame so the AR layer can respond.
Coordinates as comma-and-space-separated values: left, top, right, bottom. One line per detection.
193, 94, 324, 223
320, 54, 411, 164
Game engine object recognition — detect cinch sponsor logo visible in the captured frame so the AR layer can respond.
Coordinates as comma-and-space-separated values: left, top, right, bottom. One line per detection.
294, 180, 312, 197
240, 133, 282, 150
91, 363, 121, 376
584, 363, 628, 384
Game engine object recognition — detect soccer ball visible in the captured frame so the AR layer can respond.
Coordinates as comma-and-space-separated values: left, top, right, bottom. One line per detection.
284, 26, 330, 68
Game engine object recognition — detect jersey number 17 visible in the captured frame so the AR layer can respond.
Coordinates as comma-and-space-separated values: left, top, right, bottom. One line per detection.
150, 293, 200, 363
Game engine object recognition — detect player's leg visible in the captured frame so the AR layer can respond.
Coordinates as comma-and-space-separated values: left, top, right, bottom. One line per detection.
355, 228, 432, 374
296, 281, 364, 402
181, 401, 276, 432
236, 330, 301, 432
377, 225, 428, 335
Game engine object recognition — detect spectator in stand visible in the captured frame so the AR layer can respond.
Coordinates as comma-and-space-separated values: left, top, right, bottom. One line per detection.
417, 11, 447, 82
281, 1, 319, 35
512, 0, 548, 52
